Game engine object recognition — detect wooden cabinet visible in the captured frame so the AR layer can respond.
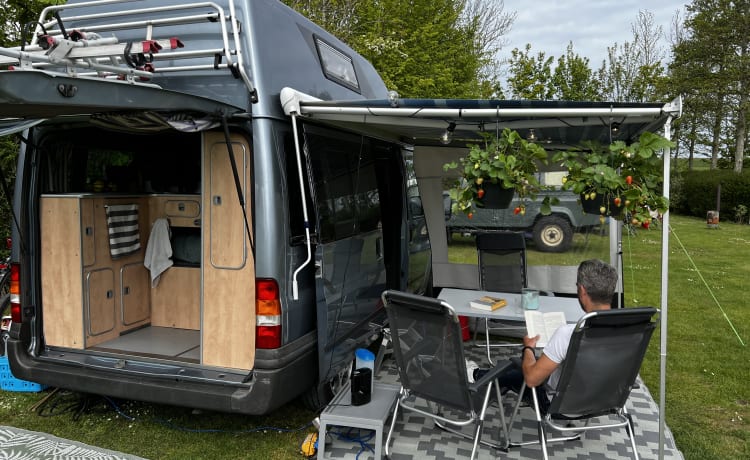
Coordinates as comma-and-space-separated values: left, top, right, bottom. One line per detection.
41, 195, 150, 348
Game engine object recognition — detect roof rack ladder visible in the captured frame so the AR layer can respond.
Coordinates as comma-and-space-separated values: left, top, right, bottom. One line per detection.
0, 0, 255, 98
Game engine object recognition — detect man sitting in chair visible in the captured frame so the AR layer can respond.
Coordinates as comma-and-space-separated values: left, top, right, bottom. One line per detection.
475, 259, 618, 410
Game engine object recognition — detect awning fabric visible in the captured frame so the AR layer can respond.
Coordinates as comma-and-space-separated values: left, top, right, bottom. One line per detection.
281, 87, 681, 149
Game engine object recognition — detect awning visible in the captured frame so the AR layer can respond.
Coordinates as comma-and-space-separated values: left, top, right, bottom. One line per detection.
0, 70, 246, 131
281, 87, 681, 149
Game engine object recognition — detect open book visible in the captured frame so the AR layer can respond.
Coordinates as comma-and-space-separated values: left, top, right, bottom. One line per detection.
469, 295, 508, 311
524, 310, 567, 347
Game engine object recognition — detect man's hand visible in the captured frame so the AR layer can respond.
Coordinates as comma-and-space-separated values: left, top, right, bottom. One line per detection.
523, 334, 540, 348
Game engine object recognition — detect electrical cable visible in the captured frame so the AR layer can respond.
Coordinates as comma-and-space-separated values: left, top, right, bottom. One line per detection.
100, 396, 315, 434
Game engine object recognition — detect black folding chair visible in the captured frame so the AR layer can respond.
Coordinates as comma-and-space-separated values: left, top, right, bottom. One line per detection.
381, 290, 512, 460
473, 232, 529, 348
506, 307, 658, 460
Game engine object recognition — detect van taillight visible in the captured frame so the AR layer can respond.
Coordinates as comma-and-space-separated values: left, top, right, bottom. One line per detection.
10, 263, 21, 323
256, 278, 281, 349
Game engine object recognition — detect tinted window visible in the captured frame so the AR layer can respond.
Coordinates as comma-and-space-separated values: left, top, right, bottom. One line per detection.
303, 124, 380, 243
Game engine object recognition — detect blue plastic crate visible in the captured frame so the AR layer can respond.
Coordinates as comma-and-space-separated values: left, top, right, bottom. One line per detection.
0, 355, 47, 392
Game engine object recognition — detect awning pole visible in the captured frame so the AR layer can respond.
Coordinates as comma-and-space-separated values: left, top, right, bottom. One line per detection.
658, 115, 673, 460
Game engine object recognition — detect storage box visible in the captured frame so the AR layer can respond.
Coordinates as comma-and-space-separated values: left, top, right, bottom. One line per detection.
0, 355, 47, 392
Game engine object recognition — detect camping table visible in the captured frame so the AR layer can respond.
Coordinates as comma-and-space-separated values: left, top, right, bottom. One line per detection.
437, 288, 584, 361
318, 381, 400, 460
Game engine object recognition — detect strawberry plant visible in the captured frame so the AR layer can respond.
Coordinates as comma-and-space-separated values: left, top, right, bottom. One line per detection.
443, 128, 557, 216
553, 131, 672, 223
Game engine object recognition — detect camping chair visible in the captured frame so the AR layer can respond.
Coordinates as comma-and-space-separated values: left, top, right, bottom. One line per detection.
506, 307, 658, 460
473, 232, 528, 347
381, 290, 512, 460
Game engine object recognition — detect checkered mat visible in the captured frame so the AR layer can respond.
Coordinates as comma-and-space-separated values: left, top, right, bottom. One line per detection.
319, 346, 684, 460
0, 426, 146, 460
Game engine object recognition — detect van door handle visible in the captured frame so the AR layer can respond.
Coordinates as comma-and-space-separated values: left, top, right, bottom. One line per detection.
314, 261, 323, 278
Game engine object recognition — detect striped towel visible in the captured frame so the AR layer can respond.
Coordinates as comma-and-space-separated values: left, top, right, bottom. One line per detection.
105, 204, 141, 259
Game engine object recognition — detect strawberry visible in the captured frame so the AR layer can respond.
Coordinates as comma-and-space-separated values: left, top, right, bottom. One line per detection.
599, 206, 606, 214
642, 220, 650, 229
468, 212, 473, 219
477, 188, 485, 199
614, 197, 622, 207
626, 175, 633, 185
513, 207, 521, 215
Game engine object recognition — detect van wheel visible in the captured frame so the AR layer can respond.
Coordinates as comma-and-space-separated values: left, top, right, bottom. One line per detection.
301, 361, 352, 411
533, 216, 573, 252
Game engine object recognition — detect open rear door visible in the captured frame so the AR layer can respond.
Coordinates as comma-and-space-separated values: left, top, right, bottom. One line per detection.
0, 71, 245, 122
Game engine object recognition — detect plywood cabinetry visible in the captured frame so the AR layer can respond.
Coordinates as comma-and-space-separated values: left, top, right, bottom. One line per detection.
41, 195, 151, 348
202, 132, 255, 370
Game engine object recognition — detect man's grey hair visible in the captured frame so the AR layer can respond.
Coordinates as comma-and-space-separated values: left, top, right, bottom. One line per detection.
577, 259, 618, 305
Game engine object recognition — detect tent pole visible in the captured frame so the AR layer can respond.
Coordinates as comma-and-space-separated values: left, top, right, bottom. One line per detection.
658, 116, 673, 460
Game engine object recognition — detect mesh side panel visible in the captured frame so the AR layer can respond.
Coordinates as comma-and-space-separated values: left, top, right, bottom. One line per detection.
386, 295, 473, 412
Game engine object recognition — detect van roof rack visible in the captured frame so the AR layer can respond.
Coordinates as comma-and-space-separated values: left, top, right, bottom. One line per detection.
0, 0, 254, 96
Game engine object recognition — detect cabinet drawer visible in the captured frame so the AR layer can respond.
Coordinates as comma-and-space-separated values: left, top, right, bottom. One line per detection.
164, 199, 200, 218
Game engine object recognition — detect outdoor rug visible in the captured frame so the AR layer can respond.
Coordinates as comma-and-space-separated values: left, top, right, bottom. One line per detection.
319, 346, 685, 460
0, 426, 146, 460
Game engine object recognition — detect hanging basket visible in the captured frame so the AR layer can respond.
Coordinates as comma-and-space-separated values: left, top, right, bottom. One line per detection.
580, 193, 624, 217
478, 183, 514, 209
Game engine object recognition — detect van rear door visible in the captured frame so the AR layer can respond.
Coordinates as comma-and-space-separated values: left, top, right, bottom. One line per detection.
0, 71, 244, 120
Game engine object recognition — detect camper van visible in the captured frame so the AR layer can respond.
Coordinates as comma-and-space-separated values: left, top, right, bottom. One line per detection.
0, 0, 431, 414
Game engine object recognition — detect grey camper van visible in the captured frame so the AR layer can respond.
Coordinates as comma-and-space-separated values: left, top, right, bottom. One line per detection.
0, 0, 431, 414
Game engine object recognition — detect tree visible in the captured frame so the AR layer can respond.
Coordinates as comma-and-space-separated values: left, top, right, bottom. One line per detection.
505, 43, 554, 100
670, 0, 750, 172
597, 11, 667, 103
551, 42, 601, 101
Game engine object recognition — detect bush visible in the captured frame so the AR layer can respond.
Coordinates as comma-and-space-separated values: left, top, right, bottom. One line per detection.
670, 169, 750, 219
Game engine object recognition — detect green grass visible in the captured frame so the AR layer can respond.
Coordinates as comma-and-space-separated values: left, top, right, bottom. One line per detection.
1, 214, 749, 459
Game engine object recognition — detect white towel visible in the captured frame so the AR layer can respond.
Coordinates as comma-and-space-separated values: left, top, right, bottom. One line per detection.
144, 218, 173, 288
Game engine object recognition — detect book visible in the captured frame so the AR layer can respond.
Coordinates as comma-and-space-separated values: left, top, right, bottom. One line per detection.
469, 295, 508, 311
524, 310, 567, 348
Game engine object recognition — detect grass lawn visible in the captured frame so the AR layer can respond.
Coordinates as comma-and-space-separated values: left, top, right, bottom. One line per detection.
1, 214, 748, 459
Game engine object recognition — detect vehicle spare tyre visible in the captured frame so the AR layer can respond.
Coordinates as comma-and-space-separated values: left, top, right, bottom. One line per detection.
532, 215, 573, 252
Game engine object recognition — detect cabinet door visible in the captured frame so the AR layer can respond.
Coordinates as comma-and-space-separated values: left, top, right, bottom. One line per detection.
86, 268, 115, 336
121, 262, 150, 326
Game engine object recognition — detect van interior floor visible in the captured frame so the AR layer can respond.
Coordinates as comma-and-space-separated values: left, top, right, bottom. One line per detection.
89, 326, 200, 363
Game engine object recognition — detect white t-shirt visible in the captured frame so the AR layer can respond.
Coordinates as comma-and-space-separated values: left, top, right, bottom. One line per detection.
541, 323, 576, 391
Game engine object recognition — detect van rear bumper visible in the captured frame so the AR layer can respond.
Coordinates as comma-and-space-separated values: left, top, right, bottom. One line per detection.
5, 333, 317, 415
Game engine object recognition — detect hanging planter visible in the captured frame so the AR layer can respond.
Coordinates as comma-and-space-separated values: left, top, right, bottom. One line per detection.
478, 182, 515, 209
443, 128, 556, 218
555, 131, 672, 225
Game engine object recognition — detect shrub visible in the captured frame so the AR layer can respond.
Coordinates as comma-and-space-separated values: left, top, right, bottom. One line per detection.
671, 169, 750, 218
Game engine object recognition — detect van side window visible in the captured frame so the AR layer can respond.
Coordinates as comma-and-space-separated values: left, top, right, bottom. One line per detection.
303, 125, 380, 243
285, 131, 315, 243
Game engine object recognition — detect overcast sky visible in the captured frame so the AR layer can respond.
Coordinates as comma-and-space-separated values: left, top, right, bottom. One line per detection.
498, 0, 688, 67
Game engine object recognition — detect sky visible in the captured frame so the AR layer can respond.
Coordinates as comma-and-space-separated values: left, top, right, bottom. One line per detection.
498, 0, 688, 67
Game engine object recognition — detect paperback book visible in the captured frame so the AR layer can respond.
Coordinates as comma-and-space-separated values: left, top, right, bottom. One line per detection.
469, 296, 508, 311
524, 310, 567, 347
